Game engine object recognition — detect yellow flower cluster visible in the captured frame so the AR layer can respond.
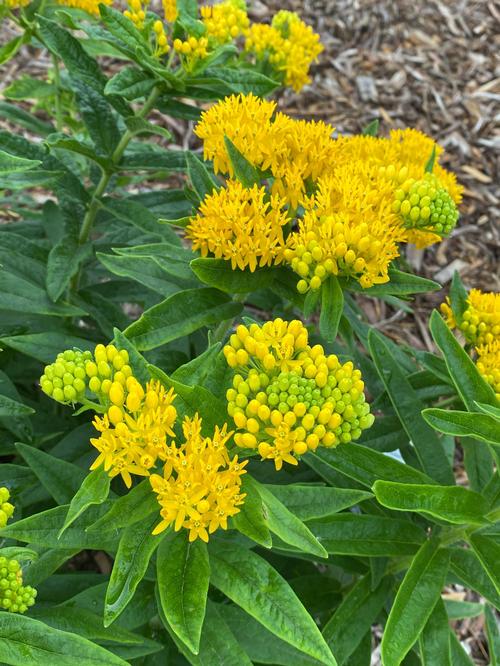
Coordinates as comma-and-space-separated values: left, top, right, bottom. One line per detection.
153, 19, 169, 56
90, 378, 177, 488
476, 341, 500, 400
162, 0, 177, 22
245, 11, 323, 91
458, 289, 500, 346
223, 319, 374, 470
186, 180, 290, 272
285, 170, 403, 290
55, 0, 111, 14
0, 488, 14, 529
201, 0, 249, 44
5, 0, 30, 7
150, 414, 247, 542
173, 36, 209, 62
124, 0, 147, 28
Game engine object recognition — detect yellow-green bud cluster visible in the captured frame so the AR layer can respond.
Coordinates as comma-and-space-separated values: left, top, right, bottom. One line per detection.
224, 319, 374, 470
0, 556, 37, 614
40, 349, 93, 404
392, 173, 459, 236
0, 488, 14, 529
84, 344, 132, 399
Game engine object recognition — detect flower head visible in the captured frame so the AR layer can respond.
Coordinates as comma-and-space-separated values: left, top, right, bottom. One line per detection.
90, 378, 177, 488
150, 414, 247, 541
224, 319, 374, 469
40, 348, 94, 404
0, 555, 37, 614
201, 0, 249, 44
162, 0, 177, 22
58, 0, 111, 14
186, 180, 290, 272
0, 488, 14, 529
459, 289, 500, 346
440, 297, 456, 329
476, 341, 500, 400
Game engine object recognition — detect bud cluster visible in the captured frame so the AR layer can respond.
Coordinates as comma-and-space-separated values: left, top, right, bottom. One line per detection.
458, 290, 500, 346
173, 36, 209, 60
224, 319, 374, 470
0, 488, 14, 529
476, 341, 500, 400
0, 556, 37, 614
153, 20, 170, 56
392, 173, 459, 236
40, 349, 93, 404
201, 1, 249, 44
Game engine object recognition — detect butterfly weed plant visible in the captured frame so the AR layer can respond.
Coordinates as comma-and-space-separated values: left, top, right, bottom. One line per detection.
0, 1, 498, 664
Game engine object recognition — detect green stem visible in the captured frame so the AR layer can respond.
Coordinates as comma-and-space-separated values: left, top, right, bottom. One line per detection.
51, 53, 63, 132
70, 86, 161, 291
210, 294, 245, 345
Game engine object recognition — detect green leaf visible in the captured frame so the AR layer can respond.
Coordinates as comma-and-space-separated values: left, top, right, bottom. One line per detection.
209, 541, 337, 665
430, 311, 497, 410
0, 332, 94, 364
444, 599, 483, 620
45, 134, 109, 169
469, 533, 500, 595
319, 276, 344, 343
0, 149, 40, 174
0, 35, 25, 66
219, 603, 324, 666
119, 144, 186, 170
87, 479, 157, 534
449, 271, 468, 324
419, 599, 452, 666
15, 443, 86, 504
3, 75, 56, 100
485, 604, 500, 666
0, 272, 84, 317
189, 67, 279, 97
0, 101, 54, 136
0, 395, 34, 418
323, 574, 390, 664
97, 252, 182, 296
104, 516, 163, 626
0, 612, 128, 666
124, 116, 172, 140
232, 476, 272, 547
422, 408, 500, 446
449, 547, 500, 608
73, 79, 121, 155
362, 119, 379, 136
344, 269, 440, 296
47, 237, 91, 303
381, 539, 450, 666
112, 328, 150, 384
124, 288, 243, 351
373, 480, 490, 525
0, 464, 36, 491
255, 481, 327, 558
476, 401, 500, 420
104, 66, 155, 100
99, 5, 148, 51
425, 146, 436, 173
307, 443, 436, 489
307, 514, 425, 556
157, 531, 210, 654
224, 136, 260, 187
190, 257, 274, 293
262, 484, 372, 521
60, 468, 111, 537
24, 549, 80, 587
449, 630, 475, 666
368, 329, 454, 485
171, 342, 222, 386
186, 151, 219, 201
0, 502, 118, 550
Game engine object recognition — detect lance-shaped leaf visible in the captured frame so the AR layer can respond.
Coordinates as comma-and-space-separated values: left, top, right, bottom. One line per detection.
156, 531, 210, 654
224, 136, 260, 187
419, 599, 452, 666
105, 516, 164, 626
368, 329, 454, 485
469, 534, 500, 595
232, 476, 272, 548
209, 541, 337, 666
186, 151, 219, 201
87, 479, 158, 533
449, 547, 500, 608
320, 276, 343, 343
263, 484, 372, 521
381, 539, 450, 666
423, 408, 500, 446
373, 480, 490, 525
60, 468, 111, 537
191, 258, 274, 293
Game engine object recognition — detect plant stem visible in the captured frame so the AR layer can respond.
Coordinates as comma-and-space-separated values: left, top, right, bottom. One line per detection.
210, 294, 246, 344
70, 86, 161, 291
51, 53, 63, 132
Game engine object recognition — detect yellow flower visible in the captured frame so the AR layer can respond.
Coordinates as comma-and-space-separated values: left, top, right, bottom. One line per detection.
476, 341, 500, 400
459, 289, 500, 346
0, 555, 37, 614
57, 0, 111, 15
153, 19, 170, 57
224, 319, 374, 470
162, 0, 177, 22
0, 487, 14, 529
90, 378, 177, 488
285, 170, 403, 291
195, 93, 278, 176
150, 414, 247, 541
186, 180, 290, 272
440, 297, 456, 330
173, 36, 209, 65
124, 0, 146, 28
201, 0, 249, 44
5, 0, 30, 6
245, 11, 323, 92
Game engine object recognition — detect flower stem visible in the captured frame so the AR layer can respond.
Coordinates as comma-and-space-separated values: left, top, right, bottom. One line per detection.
51, 54, 63, 132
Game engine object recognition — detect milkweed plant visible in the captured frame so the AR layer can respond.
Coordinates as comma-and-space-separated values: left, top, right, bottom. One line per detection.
0, 0, 498, 664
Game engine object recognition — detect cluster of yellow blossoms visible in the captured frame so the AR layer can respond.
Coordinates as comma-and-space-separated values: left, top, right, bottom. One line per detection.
201, 0, 249, 44
5, 0, 110, 11
186, 181, 290, 272
245, 10, 323, 92
223, 319, 374, 470
150, 414, 247, 542
442, 289, 500, 399
0, 489, 37, 614
192, 93, 462, 292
